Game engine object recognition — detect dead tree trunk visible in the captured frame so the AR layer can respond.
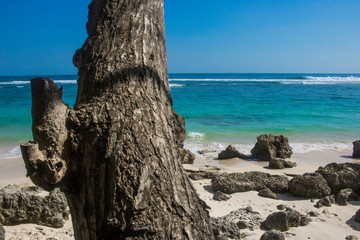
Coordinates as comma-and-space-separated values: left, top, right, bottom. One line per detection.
20, 0, 214, 239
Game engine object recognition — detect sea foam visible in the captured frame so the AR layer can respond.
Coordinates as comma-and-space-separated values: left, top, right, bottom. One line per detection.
0, 146, 21, 159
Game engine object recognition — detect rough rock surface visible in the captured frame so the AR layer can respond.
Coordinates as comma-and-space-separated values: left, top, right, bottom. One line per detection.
251, 134, 293, 161
213, 191, 231, 201
0, 223, 4, 240
212, 207, 262, 239
353, 140, 360, 158
263, 208, 308, 231
218, 145, 250, 160
269, 158, 297, 169
258, 188, 277, 199
355, 209, 360, 223
0, 185, 68, 228
315, 195, 335, 208
346, 235, 360, 240
316, 163, 360, 194
260, 230, 285, 240
335, 188, 358, 206
212, 172, 289, 194
288, 173, 331, 198
178, 148, 196, 164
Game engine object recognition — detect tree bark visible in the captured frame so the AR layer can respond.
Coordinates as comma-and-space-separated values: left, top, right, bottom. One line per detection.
21, 0, 214, 239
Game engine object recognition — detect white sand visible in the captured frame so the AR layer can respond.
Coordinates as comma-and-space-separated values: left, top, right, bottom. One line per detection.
1, 149, 359, 239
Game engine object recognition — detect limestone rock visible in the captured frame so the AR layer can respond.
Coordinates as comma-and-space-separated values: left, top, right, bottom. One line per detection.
198, 149, 217, 155
251, 134, 293, 161
269, 158, 297, 169
213, 191, 231, 201
218, 145, 250, 160
316, 162, 360, 194
288, 173, 331, 198
276, 204, 288, 210
178, 148, 196, 164
346, 235, 360, 240
315, 196, 335, 208
355, 209, 360, 222
258, 188, 277, 199
0, 223, 4, 240
212, 207, 262, 239
263, 208, 302, 231
336, 188, 358, 206
353, 140, 360, 158
212, 172, 289, 194
260, 230, 285, 240
0, 185, 68, 228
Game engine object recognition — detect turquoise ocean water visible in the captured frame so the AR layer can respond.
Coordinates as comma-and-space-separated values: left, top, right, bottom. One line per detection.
0, 73, 359, 158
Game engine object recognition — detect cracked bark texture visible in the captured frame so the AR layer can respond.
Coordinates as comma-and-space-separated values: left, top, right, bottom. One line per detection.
20, 0, 214, 239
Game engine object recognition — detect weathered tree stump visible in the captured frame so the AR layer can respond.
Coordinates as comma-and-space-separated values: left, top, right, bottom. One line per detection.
21, 0, 214, 239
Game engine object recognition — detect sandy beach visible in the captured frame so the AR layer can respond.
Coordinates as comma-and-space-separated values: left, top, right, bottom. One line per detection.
1, 148, 359, 240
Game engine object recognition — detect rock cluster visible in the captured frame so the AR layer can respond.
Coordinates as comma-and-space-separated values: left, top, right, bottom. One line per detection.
353, 140, 360, 158
218, 145, 250, 160
315, 196, 335, 208
178, 148, 196, 164
187, 165, 220, 180
263, 208, 310, 231
213, 191, 231, 201
211, 207, 262, 239
251, 134, 293, 161
316, 162, 360, 194
258, 188, 277, 199
212, 172, 289, 194
269, 158, 297, 169
0, 185, 68, 228
260, 230, 285, 240
288, 173, 331, 198
335, 188, 358, 206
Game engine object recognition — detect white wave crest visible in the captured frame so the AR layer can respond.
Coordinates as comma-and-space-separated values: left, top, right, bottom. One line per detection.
188, 132, 205, 139
0, 81, 29, 85
290, 142, 352, 153
0, 79, 77, 85
169, 76, 360, 85
0, 146, 21, 159
54, 80, 77, 84
169, 83, 185, 88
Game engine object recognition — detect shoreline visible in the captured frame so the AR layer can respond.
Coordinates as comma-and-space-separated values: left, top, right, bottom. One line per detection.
1, 148, 359, 239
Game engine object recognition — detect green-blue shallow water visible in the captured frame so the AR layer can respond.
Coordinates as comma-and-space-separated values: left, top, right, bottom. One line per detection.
0, 73, 359, 158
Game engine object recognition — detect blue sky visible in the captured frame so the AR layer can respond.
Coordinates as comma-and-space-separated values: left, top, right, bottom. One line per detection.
0, 0, 359, 75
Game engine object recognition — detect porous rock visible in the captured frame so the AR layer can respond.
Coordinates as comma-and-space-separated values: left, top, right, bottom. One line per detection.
346, 235, 359, 240
212, 172, 289, 194
212, 207, 262, 239
0, 223, 4, 240
315, 195, 335, 208
336, 188, 358, 206
213, 191, 231, 201
251, 134, 293, 161
353, 140, 360, 159
260, 230, 285, 240
188, 171, 219, 181
258, 188, 277, 199
269, 158, 297, 169
288, 173, 331, 198
0, 185, 68, 228
179, 148, 196, 164
316, 162, 360, 194
355, 209, 360, 222
263, 208, 309, 231
218, 145, 250, 160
